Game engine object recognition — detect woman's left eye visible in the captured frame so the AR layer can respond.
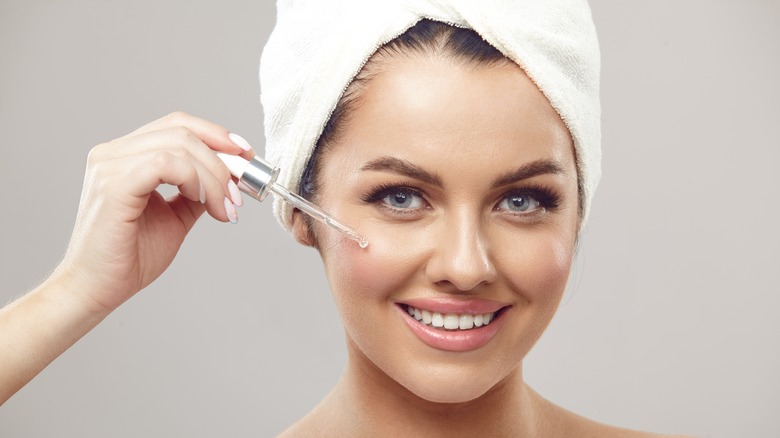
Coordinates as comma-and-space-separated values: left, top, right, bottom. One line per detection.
497, 193, 542, 213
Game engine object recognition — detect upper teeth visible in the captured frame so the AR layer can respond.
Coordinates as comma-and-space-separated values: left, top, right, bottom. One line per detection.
406, 305, 494, 330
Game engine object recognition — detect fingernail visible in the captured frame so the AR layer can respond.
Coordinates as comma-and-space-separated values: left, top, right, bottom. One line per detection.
228, 132, 252, 151
224, 197, 238, 224
227, 180, 243, 207
199, 182, 206, 204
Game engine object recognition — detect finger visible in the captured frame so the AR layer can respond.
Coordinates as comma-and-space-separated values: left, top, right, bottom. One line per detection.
132, 151, 203, 202
125, 111, 255, 157
168, 160, 240, 225
96, 125, 252, 205
91, 128, 239, 209
106, 127, 234, 184
160, 155, 235, 224
167, 194, 206, 233
96, 135, 242, 221
187, 158, 240, 221
98, 150, 229, 223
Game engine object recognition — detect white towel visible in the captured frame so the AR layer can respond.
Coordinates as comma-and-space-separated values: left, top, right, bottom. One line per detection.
261, 0, 601, 232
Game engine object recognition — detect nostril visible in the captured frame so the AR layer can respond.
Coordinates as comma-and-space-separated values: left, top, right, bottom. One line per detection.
427, 265, 496, 292
424, 222, 496, 290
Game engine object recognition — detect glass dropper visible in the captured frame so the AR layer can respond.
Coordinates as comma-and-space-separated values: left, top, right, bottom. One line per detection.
216, 153, 368, 248
267, 183, 368, 248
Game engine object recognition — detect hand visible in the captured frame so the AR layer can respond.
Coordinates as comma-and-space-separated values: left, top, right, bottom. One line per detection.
55, 111, 254, 314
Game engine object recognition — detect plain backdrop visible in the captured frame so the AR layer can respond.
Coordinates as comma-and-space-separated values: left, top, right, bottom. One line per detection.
1, 1, 778, 437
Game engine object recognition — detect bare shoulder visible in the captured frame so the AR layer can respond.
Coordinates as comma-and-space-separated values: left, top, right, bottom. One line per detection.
276, 420, 310, 438
276, 409, 336, 438
531, 389, 696, 438
276, 415, 327, 438
276, 393, 348, 438
565, 417, 697, 438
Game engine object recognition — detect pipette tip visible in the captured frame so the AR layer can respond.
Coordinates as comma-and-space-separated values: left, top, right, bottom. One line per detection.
269, 183, 368, 249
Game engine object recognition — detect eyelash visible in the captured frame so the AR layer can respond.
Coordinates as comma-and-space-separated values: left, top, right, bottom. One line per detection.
499, 185, 561, 213
360, 183, 562, 215
361, 184, 428, 215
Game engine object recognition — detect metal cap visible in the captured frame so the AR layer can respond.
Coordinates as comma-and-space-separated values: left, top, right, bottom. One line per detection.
238, 156, 280, 202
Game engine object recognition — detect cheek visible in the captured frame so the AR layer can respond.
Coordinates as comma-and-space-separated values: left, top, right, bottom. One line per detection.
317, 223, 435, 376
317, 221, 429, 317
496, 227, 575, 309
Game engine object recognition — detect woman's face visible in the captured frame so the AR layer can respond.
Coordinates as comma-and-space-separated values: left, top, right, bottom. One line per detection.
299, 54, 580, 403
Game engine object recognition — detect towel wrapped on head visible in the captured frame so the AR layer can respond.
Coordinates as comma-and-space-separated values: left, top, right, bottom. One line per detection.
261, 0, 601, 232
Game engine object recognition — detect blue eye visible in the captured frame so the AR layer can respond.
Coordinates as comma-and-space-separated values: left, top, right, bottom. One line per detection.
362, 185, 428, 213
382, 188, 425, 209
498, 193, 541, 213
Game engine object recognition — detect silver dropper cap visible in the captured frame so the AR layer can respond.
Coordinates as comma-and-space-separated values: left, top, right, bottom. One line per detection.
217, 153, 279, 201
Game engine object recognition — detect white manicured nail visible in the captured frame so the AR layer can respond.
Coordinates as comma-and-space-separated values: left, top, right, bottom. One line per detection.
199, 182, 206, 204
227, 180, 243, 207
228, 132, 252, 151
224, 197, 238, 224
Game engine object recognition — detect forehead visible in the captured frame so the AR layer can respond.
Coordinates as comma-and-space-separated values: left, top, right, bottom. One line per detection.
327, 54, 575, 179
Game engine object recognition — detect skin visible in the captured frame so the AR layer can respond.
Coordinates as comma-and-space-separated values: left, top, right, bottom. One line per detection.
283, 55, 688, 437
0, 51, 692, 438
0, 112, 253, 404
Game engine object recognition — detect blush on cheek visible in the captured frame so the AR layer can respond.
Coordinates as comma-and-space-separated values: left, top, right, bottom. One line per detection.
321, 224, 427, 302
321, 224, 433, 363
536, 241, 573, 296
499, 234, 575, 304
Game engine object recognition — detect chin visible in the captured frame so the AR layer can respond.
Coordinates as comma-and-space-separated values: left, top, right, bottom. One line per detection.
407, 383, 491, 404
390, 357, 518, 405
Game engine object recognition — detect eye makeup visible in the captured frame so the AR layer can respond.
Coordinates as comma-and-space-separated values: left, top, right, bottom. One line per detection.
495, 184, 561, 212
361, 181, 562, 219
361, 184, 430, 213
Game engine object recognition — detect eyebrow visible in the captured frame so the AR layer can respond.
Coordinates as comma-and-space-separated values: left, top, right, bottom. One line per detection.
360, 157, 443, 187
359, 156, 565, 188
491, 160, 566, 189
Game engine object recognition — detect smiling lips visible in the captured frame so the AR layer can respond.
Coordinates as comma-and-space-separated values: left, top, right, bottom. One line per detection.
397, 299, 508, 352
404, 305, 494, 330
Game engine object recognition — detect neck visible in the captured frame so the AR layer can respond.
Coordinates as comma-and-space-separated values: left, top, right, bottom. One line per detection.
323, 339, 541, 437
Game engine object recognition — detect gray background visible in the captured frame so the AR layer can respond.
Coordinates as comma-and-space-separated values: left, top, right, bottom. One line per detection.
1, 1, 778, 436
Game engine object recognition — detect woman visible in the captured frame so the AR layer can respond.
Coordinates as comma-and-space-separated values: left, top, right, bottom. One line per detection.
0, 1, 690, 437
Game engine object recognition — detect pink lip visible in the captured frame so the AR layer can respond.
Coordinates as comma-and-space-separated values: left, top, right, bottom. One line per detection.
396, 300, 509, 352
399, 297, 507, 315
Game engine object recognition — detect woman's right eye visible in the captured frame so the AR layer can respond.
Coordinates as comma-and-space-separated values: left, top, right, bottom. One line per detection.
380, 188, 425, 210
362, 185, 427, 212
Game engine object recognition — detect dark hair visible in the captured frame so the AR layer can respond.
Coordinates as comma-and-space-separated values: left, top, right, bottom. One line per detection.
300, 19, 509, 200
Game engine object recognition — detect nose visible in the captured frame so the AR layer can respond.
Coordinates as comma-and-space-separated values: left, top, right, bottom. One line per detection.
424, 211, 497, 292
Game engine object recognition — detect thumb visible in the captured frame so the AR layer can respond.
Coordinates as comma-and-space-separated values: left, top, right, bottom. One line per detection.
168, 194, 207, 233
